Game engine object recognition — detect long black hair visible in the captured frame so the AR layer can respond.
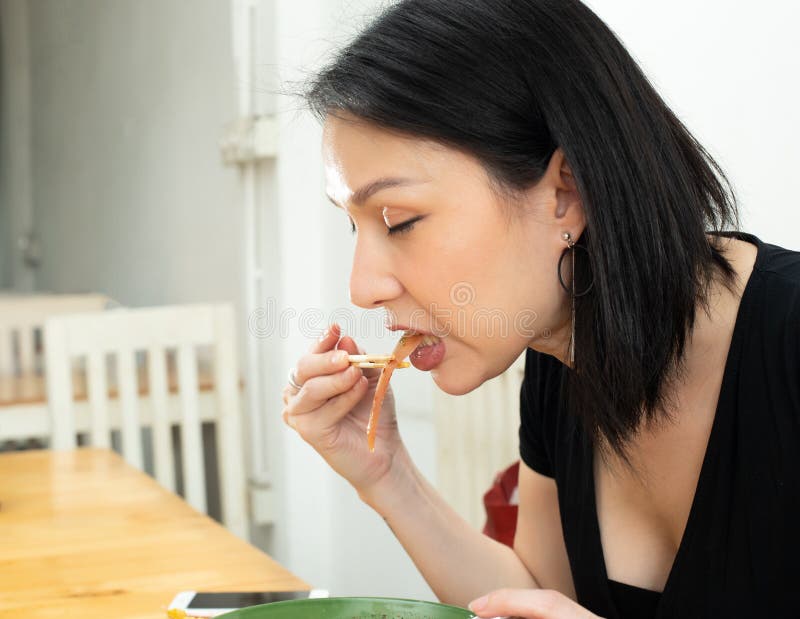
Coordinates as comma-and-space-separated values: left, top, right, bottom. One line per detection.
304, 0, 740, 456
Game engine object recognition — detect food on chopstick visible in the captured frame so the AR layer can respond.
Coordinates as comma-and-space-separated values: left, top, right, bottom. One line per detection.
365, 332, 425, 452
348, 354, 410, 369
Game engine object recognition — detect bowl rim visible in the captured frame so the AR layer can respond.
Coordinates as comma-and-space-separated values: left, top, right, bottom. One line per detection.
217, 595, 472, 618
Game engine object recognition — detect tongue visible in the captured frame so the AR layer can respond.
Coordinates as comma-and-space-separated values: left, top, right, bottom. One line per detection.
409, 340, 446, 371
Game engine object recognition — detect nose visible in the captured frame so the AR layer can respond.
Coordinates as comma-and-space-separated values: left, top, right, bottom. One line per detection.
348, 235, 403, 309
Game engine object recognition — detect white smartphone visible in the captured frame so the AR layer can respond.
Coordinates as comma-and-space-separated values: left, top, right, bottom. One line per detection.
168, 590, 329, 617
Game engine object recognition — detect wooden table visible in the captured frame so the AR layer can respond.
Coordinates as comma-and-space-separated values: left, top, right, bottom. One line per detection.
0, 449, 308, 618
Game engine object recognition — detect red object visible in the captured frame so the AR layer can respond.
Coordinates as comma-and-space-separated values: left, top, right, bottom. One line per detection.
482, 460, 520, 548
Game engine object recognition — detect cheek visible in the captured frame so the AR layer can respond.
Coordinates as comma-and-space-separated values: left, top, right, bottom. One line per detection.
483, 262, 565, 341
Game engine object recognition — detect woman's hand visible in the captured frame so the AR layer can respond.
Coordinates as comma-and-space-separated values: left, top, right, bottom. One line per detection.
468, 589, 602, 619
282, 323, 405, 496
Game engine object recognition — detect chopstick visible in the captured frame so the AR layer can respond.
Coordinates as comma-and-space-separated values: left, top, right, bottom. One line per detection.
348, 355, 393, 363
348, 354, 411, 369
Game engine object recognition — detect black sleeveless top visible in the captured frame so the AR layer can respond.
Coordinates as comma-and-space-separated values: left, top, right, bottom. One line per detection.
518, 232, 800, 618
608, 579, 660, 618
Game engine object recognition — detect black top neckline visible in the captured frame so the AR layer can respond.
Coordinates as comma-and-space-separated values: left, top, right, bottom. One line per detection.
608, 578, 661, 618
588, 231, 764, 616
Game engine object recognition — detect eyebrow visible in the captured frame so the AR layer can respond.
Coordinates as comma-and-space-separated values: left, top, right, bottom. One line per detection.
327, 177, 423, 208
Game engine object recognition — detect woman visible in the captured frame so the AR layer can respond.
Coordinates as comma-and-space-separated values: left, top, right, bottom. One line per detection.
281, 1, 800, 617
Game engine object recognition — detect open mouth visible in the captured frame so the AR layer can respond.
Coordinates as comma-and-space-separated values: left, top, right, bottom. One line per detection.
415, 334, 442, 347
407, 333, 446, 371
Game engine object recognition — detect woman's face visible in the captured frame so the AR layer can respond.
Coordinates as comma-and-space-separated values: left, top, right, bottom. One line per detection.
322, 114, 583, 395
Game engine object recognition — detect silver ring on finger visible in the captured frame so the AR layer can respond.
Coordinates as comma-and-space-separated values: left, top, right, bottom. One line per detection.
287, 368, 303, 390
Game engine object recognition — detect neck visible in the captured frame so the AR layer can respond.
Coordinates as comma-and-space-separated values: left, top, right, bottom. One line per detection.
527, 306, 573, 367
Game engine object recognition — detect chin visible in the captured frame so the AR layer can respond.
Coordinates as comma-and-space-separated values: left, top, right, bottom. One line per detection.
430, 364, 487, 396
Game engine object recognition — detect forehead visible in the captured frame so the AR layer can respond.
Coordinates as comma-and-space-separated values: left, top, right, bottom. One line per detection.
322, 114, 479, 201
323, 115, 434, 172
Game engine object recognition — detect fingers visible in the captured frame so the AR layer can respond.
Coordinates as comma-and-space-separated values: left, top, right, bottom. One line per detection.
293, 326, 381, 389
310, 323, 341, 354
294, 347, 351, 387
283, 323, 375, 437
284, 370, 369, 441
289, 324, 351, 389
290, 365, 365, 413
468, 589, 601, 619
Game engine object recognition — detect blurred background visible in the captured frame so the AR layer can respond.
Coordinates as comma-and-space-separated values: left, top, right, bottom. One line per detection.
0, 0, 797, 602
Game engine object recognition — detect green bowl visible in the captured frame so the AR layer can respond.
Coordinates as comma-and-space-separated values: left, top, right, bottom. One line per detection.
217, 597, 473, 619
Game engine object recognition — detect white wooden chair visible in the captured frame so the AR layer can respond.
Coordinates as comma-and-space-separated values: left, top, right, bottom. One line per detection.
0, 294, 111, 376
433, 351, 526, 528
44, 303, 248, 539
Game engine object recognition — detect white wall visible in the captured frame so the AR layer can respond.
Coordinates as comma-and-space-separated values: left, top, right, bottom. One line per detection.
0, 205, 7, 288
0, 0, 36, 291
25, 0, 242, 307
585, 0, 800, 249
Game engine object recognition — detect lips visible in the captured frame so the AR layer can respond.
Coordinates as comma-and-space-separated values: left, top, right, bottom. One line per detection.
408, 337, 446, 371
386, 325, 445, 370
387, 324, 437, 336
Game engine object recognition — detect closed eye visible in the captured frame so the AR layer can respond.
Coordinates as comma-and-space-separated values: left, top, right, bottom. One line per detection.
387, 216, 424, 237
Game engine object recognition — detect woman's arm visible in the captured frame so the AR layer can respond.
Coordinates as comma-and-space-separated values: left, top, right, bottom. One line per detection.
360, 449, 574, 608
513, 462, 577, 599
283, 327, 574, 607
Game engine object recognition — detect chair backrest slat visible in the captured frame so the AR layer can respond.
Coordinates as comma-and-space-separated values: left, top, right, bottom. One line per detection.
147, 346, 175, 492
86, 351, 110, 449
177, 342, 206, 513
117, 347, 143, 470
0, 327, 12, 375
44, 319, 77, 450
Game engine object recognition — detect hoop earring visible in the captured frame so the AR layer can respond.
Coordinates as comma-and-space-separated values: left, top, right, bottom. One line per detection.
558, 232, 594, 366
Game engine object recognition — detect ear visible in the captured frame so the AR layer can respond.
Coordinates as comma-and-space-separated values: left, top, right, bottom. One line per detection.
537, 149, 585, 238
543, 149, 578, 215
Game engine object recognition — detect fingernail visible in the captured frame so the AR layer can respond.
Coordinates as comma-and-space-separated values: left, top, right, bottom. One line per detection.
468, 596, 488, 612
319, 328, 331, 342
334, 350, 349, 363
